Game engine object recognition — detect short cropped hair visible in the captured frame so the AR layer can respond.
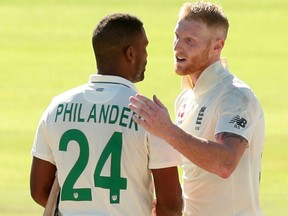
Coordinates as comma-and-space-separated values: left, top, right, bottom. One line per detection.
179, 2, 229, 39
92, 13, 144, 59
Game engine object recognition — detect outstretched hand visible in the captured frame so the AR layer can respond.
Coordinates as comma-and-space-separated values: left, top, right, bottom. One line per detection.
129, 94, 173, 139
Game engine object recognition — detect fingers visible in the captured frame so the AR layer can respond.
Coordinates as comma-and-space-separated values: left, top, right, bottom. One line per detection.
129, 94, 166, 131
129, 95, 150, 120
131, 114, 149, 129
129, 94, 171, 138
153, 95, 166, 110
134, 93, 159, 111
128, 96, 151, 130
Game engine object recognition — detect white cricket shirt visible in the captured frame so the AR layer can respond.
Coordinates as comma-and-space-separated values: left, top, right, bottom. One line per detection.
32, 74, 181, 216
175, 59, 265, 216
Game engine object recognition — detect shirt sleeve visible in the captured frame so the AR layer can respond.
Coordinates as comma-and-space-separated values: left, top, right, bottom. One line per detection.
215, 88, 260, 144
147, 133, 182, 169
31, 107, 55, 165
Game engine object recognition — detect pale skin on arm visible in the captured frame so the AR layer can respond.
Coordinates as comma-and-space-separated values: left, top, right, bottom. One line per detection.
129, 94, 248, 178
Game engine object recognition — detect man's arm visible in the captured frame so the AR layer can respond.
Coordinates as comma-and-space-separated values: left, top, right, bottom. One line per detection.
30, 156, 57, 207
129, 94, 247, 178
43, 175, 60, 216
163, 125, 248, 178
151, 167, 182, 216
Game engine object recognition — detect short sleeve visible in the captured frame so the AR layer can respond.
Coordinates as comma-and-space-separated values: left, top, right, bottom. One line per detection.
215, 89, 259, 143
147, 134, 182, 169
31, 108, 55, 164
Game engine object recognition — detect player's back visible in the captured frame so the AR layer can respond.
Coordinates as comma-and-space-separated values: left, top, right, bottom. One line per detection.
44, 75, 153, 215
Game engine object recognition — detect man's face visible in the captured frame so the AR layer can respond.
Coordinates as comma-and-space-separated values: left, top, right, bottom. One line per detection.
173, 18, 214, 77
131, 29, 149, 83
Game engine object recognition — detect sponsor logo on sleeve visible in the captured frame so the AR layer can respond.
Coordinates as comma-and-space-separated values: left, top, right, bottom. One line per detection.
229, 115, 247, 129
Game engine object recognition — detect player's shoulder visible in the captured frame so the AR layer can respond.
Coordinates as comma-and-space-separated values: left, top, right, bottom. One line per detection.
221, 74, 255, 99
45, 84, 88, 111
55, 84, 88, 101
218, 75, 262, 114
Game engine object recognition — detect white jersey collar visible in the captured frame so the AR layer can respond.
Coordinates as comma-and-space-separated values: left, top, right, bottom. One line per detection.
182, 58, 230, 95
89, 74, 137, 92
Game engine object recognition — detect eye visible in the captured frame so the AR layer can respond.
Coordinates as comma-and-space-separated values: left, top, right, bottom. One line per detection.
186, 37, 192, 43
185, 37, 196, 46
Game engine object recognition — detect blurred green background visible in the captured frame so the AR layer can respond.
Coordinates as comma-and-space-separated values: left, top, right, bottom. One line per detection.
0, 0, 287, 215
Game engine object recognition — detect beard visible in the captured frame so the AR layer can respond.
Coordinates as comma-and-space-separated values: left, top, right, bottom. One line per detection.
174, 62, 190, 76
174, 59, 202, 76
132, 61, 146, 83
174, 50, 212, 77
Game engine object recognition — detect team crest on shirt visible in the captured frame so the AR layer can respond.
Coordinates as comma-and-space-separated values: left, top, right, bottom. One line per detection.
177, 102, 196, 125
176, 102, 197, 125
176, 103, 187, 125
177, 103, 186, 118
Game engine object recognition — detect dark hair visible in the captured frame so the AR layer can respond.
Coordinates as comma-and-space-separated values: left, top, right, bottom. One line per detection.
92, 13, 144, 59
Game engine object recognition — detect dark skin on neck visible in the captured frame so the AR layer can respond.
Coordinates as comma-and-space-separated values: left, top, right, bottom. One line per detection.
96, 45, 135, 82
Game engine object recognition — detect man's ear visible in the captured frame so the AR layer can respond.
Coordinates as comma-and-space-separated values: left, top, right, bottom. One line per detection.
125, 45, 135, 63
213, 38, 224, 52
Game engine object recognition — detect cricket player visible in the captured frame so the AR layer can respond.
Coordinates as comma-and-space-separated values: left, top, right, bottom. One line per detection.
30, 13, 182, 216
129, 2, 265, 216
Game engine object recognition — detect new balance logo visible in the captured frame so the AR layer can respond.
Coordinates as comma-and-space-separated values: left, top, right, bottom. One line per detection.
195, 106, 206, 130
229, 115, 247, 129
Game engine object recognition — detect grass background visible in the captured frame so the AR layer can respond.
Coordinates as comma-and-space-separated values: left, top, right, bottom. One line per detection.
0, 0, 287, 215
